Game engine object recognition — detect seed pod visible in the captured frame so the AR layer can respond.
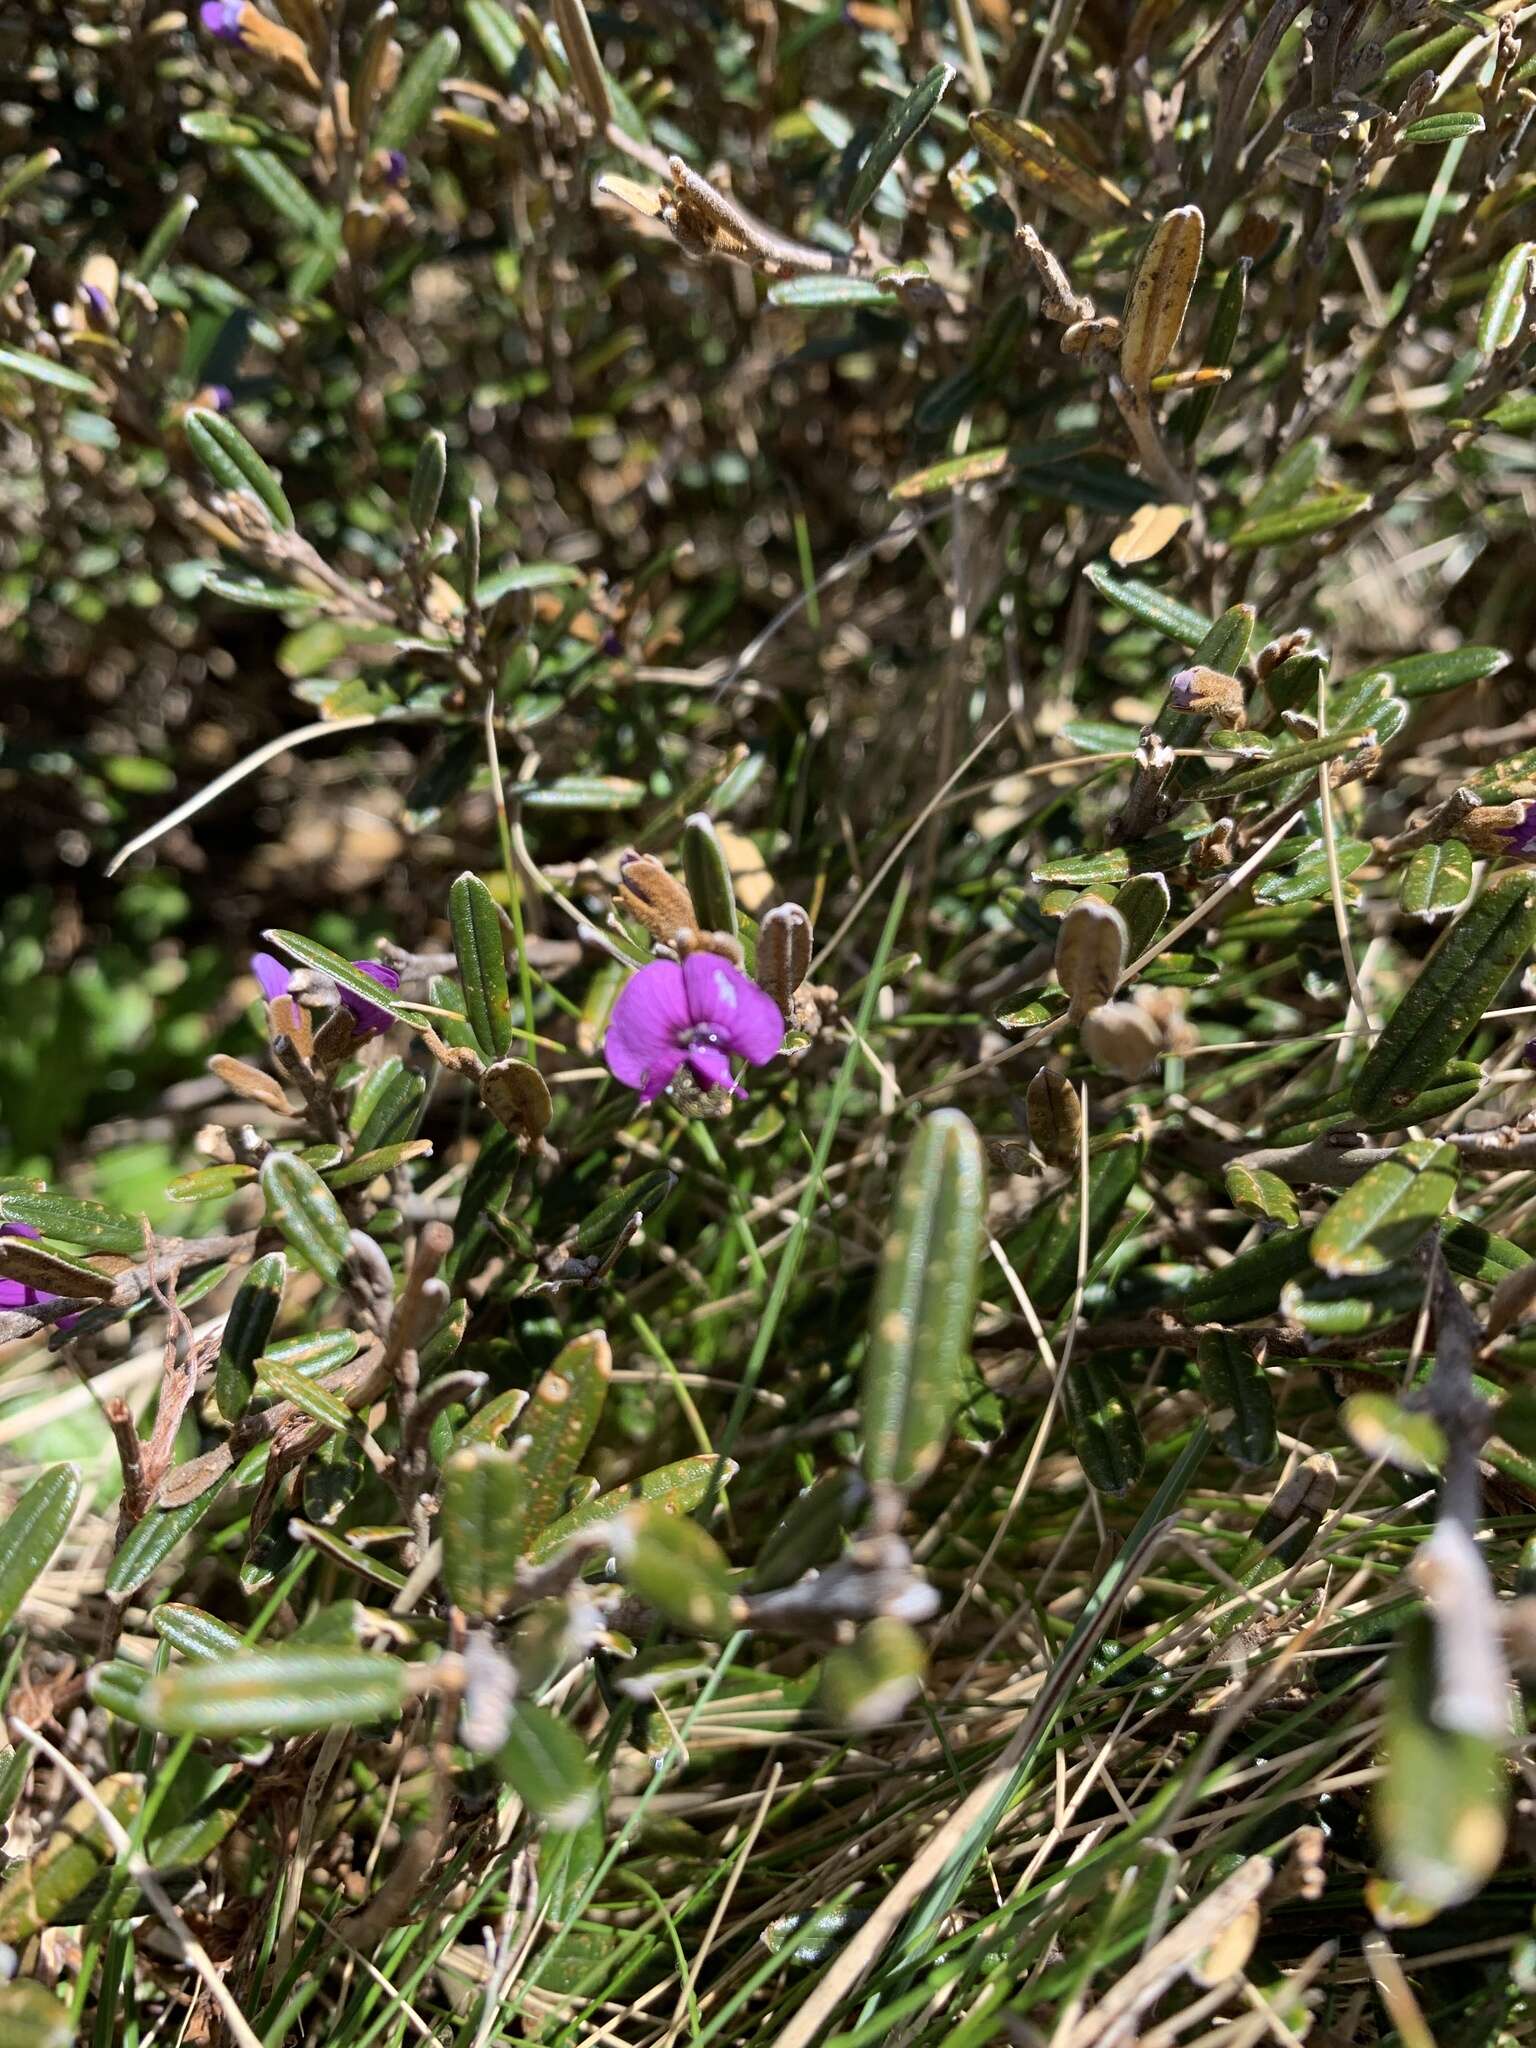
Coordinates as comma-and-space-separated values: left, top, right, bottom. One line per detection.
756, 903, 812, 1019
1456, 802, 1528, 857
1026, 1068, 1080, 1165
1061, 315, 1121, 355
1120, 204, 1204, 390
1055, 898, 1127, 1022
481, 1057, 553, 1150
1081, 999, 1162, 1080
616, 852, 698, 949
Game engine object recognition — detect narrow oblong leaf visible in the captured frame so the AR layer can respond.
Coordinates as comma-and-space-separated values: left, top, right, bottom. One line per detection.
442, 1445, 531, 1616
680, 812, 739, 941
1231, 489, 1372, 549
262, 927, 406, 1024
0, 1190, 145, 1254
259, 1152, 352, 1283
1061, 1359, 1145, 1495
1477, 240, 1534, 355
0, 1981, 74, 2045
142, 1649, 408, 1735
1353, 869, 1536, 1122
0, 1774, 142, 1941
1184, 1225, 1313, 1323
1011, 1139, 1142, 1317
151, 1603, 244, 1661
1196, 1332, 1277, 1468
968, 109, 1132, 224
495, 1700, 597, 1827
1223, 1163, 1299, 1228
817, 1618, 926, 1730
1084, 560, 1213, 646
107, 1471, 233, 1599
216, 1251, 286, 1422
0, 345, 100, 398
352, 1058, 426, 1152
1311, 1142, 1459, 1277
1400, 839, 1474, 920
256, 1354, 352, 1433
0, 1465, 80, 1630
520, 1332, 612, 1535
1346, 646, 1508, 700
1401, 111, 1484, 145
1180, 256, 1248, 442
1281, 1265, 1425, 1336
184, 407, 294, 530
617, 1504, 738, 1637
861, 1109, 988, 1491
845, 64, 954, 224
373, 27, 461, 150
528, 1454, 736, 1564
449, 870, 513, 1059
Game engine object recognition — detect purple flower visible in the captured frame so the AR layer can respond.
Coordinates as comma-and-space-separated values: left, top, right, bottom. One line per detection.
0, 1222, 78, 1326
200, 0, 248, 45
604, 954, 784, 1106
251, 951, 400, 1038
82, 283, 112, 327
202, 383, 234, 413
384, 150, 408, 189
1167, 668, 1197, 712
1506, 806, 1536, 857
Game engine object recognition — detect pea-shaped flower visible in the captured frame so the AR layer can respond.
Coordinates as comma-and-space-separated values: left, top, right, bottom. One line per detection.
0, 1222, 76, 1324
251, 952, 399, 1039
604, 954, 783, 1105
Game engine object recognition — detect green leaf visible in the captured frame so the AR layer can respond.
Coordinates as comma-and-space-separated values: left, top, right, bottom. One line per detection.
1184, 1225, 1314, 1323
0, 1775, 141, 1941
259, 1152, 352, 1283
1443, 1219, 1529, 1289
767, 274, 900, 310
817, 1618, 926, 1731
409, 429, 447, 538
266, 1329, 361, 1377
520, 1332, 612, 1535
1354, 646, 1509, 699
0, 1189, 145, 1254
1195, 1332, 1277, 1468
1061, 1359, 1145, 1496
0, 1981, 75, 2046
184, 407, 294, 530
449, 870, 512, 1059
750, 1472, 869, 1593
528, 1455, 737, 1564
1223, 1163, 1299, 1228
465, 0, 523, 79
216, 1251, 286, 1422
1113, 873, 1170, 958
151, 1603, 244, 1661
680, 813, 739, 941
572, 1170, 677, 1256
1374, 1612, 1507, 1917
1401, 111, 1485, 145
1479, 241, 1534, 355
1083, 561, 1212, 646
495, 1701, 597, 1827
1179, 257, 1248, 442
231, 148, 332, 238
256, 1354, 351, 1433
618, 1504, 738, 1637
261, 929, 408, 1024
474, 561, 584, 605
521, 774, 647, 811
1353, 869, 1536, 1122
166, 1163, 257, 1204
352, 1057, 426, 1152
441, 1445, 530, 1616
1253, 837, 1371, 906
326, 1140, 431, 1188
0, 1465, 80, 1630
143, 1649, 407, 1736
0, 346, 100, 398
845, 64, 954, 224
1200, 725, 1379, 800
1246, 437, 1325, 525
1310, 1141, 1459, 1278
861, 1110, 988, 1491
1341, 1393, 1445, 1473
1010, 1139, 1143, 1317
1400, 839, 1474, 920
1230, 489, 1371, 548
1280, 1265, 1424, 1335
374, 28, 461, 151
106, 1472, 233, 1599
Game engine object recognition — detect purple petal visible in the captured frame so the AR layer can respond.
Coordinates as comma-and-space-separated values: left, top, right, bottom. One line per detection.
251, 952, 292, 1003
200, 0, 248, 43
1167, 669, 1196, 711
2, 1222, 41, 1242
1, 1223, 51, 1311
686, 1044, 742, 1096
1506, 807, 1536, 855
339, 961, 400, 1038
203, 383, 234, 413
0, 1278, 34, 1310
605, 960, 691, 1102
681, 953, 785, 1066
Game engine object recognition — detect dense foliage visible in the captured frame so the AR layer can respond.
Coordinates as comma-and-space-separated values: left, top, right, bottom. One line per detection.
3, 0, 1536, 2042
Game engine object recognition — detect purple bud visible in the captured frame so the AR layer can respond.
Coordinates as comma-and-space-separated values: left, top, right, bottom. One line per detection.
200, 0, 248, 46
1505, 805, 1536, 857
1168, 668, 1196, 712
384, 149, 409, 189
82, 283, 112, 326
204, 383, 234, 413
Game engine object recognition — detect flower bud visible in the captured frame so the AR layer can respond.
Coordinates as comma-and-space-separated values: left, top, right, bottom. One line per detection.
1255, 628, 1311, 680
1168, 665, 1246, 729
616, 852, 699, 950
1461, 802, 1536, 858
